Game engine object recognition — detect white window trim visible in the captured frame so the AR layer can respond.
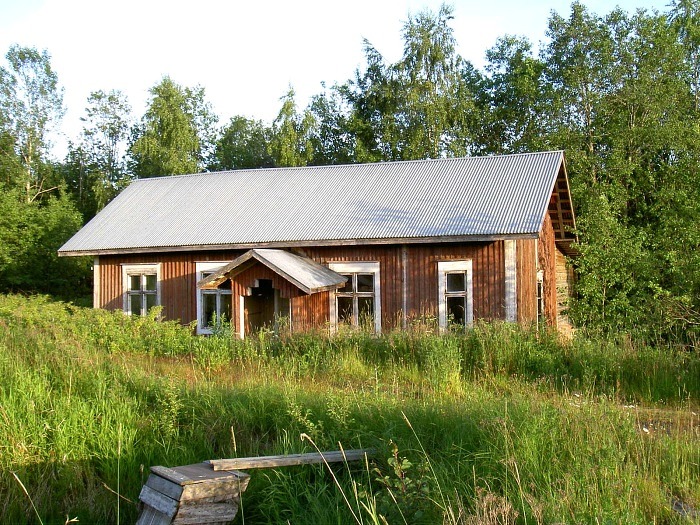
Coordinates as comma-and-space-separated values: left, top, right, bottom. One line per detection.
93, 256, 100, 309
504, 240, 517, 322
328, 261, 381, 333
438, 260, 473, 331
195, 261, 232, 335
121, 263, 161, 316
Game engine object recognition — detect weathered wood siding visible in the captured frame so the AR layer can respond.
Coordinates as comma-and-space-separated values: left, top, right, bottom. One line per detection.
301, 242, 505, 329
538, 213, 558, 327
516, 238, 537, 324
96, 251, 244, 322
555, 247, 575, 334
95, 240, 534, 331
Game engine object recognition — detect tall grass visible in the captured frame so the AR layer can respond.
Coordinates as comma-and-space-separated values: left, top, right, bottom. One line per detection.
0, 294, 698, 524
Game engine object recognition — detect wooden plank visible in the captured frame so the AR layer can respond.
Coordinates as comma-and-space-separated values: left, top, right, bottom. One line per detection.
146, 473, 184, 501
135, 504, 171, 525
172, 463, 250, 484
150, 465, 193, 486
172, 501, 239, 525
208, 449, 374, 471
180, 477, 250, 502
139, 485, 179, 518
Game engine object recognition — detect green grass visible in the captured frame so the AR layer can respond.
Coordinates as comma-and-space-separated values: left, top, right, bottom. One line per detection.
0, 294, 698, 524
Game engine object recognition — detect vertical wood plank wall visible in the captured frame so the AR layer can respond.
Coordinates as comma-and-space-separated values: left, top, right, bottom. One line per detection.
516, 239, 537, 324
303, 242, 505, 329
97, 250, 244, 321
555, 248, 575, 333
96, 241, 512, 330
538, 214, 558, 327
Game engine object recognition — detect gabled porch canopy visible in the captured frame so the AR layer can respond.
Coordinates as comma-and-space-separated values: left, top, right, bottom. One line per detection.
198, 249, 347, 295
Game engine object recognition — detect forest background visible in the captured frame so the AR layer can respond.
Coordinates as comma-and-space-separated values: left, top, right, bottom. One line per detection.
1, 1, 700, 345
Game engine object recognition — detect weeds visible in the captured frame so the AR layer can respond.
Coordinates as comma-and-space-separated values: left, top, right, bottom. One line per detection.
0, 294, 698, 523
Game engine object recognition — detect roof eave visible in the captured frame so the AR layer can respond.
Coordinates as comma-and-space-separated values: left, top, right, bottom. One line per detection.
58, 233, 541, 257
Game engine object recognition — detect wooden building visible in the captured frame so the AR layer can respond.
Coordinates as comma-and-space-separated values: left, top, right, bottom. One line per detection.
59, 151, 576, 336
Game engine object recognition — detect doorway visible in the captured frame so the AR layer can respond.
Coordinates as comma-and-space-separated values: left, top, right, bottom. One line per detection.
243, 279, 290, 335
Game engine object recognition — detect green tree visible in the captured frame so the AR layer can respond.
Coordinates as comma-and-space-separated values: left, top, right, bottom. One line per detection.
0, 186, 90, 298
268, 88, 314, 167
342, 40, 400, 162
64, 89, 132, 219
212, 115, 273, 170
480, 35, 548, 154
0, 45, 65, 202
0, 130, 23, 188
308, 84, 355, 165
130, 77, 217, 177
341, 5, 478, 161
395, 4, 476, 158
542, 3, 700, 338
670, 0, 700, 111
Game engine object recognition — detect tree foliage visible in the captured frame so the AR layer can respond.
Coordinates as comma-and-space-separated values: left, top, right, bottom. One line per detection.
63, 89, 132, 219
212, 116, 273, 170
0, 45, 65, 202
268, 88, 315, 167
130, 77, 217, 177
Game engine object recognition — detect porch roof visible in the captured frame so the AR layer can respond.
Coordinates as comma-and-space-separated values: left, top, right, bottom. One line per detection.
198, 249, 347, 295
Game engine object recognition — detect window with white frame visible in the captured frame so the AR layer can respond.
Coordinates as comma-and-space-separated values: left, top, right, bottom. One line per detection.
438, 260, 473, 330
329, 262, 381, 332
122, 264, 161, 316
196, 262, 233, 334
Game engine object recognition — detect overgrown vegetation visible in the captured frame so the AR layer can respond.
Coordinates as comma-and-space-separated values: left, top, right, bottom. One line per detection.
0, 294, 698, 524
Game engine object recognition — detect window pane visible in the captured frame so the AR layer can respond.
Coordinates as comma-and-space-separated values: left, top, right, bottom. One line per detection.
337, 297, 353, 324
276, 296, 290, 319
129, 275, 141, 291
145, 274, 157, 291
219, 279, 231, 290
338, 275, 353, 293
203, 293, 217, 326
357, 274, 374, 293
447, 272, 465, 292
220, 294, 232, 322
358, 297, 374, 326
446, 296, 466, 325
129, 294, 141, 316
145, 293, 157, 313
201, 272, 213, 279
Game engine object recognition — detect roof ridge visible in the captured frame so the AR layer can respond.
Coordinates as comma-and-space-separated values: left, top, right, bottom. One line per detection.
135, 150, 564, 182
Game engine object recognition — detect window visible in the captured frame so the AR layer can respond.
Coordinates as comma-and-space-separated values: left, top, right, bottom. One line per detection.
438, 260, 473, 330
329, 262, 381, 332
122, 264, 161, 316
196, 262, 233, 334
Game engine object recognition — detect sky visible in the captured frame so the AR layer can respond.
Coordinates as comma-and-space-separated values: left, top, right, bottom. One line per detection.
0, 0, 670, 159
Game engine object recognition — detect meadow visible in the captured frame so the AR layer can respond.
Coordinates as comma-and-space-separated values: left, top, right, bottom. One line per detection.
0, 294, 698, 524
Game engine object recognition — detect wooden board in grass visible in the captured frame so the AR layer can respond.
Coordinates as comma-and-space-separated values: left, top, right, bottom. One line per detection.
207, 449, 375, 471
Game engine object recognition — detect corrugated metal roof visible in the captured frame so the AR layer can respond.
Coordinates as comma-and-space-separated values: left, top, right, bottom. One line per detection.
199, 249, 346, 294
59, 151, 565, 255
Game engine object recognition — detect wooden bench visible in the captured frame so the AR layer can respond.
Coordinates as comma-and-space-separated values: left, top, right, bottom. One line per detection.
136, 449, 374, 525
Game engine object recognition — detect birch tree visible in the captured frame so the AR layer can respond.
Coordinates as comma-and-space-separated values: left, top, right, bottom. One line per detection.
0, 45, 64, 202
